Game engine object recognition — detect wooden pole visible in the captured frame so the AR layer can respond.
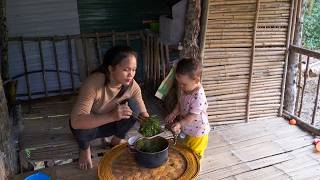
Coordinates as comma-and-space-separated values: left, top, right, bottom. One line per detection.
199, 0, 209, 71
81, 34, 89, 77
281, 0, 299, 115
126, 33, 130, 46
38, 38, 48, 97
112, 30, 116, 46
160, 41, 166, 79
95, 33, 102, 64
294, 54, 302, 114
298, 56, 310, 116
311, 72, 320, 125
246, 0, 260, 122
67, 36, 75, 93
283, 110, 320, 135
52, 36, 63, 95
20, 37, 32, 101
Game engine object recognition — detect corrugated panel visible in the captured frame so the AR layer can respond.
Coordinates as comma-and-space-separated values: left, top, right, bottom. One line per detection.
202, 0, 291, 124
78, 0, 170, 32
6, 0, 81, 100
7, 0, 80, 36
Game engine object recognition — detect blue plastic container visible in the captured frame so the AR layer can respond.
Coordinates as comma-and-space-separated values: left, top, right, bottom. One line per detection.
24, 172, 50, 180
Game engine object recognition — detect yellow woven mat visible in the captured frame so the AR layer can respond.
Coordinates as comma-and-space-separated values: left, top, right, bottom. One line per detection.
98, 142, 200, 180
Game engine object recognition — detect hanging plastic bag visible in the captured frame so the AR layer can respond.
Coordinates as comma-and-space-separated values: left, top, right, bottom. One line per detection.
155, 65, 176, 100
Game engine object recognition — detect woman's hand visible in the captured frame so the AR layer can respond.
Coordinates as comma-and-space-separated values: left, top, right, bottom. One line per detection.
138, 112, 150, 124
165, 113, 177, 124
111, 103, 133, 121
171, 122, 181, 135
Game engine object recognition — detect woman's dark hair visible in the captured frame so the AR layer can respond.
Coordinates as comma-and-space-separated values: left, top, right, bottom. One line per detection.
92, 46, 137, 98
176, 58, 202, 78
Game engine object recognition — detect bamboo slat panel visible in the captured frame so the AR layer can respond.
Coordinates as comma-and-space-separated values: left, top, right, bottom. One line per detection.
203, 0, 291, 124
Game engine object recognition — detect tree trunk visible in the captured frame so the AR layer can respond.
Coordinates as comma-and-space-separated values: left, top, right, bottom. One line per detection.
164, 0, 202, 112
0, 0, 9, 81
179, 0, 201, 61
284, 0, 306, 114
0, 76, 17, 175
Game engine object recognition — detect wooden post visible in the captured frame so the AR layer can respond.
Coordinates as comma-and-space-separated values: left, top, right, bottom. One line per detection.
126, 33, 130, 46
294, 54, 302, 114
246, 0, 260, 122
52, 36, 63, 95
81, 34, 89, 77
199, 0, 209, 70
311, 72, 320, 125
283, 0, 305, 114
20, 37, 32, 101
38, 38, 48, 97
279, 0, 296, 116
112, 31, 116, 46
67, 36, 75, 93
298, 56, 310, 116
95, 33, 102, 64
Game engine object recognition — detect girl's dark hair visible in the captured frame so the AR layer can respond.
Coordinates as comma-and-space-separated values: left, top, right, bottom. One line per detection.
176, 58, 202, 78
92, 46, 137, 98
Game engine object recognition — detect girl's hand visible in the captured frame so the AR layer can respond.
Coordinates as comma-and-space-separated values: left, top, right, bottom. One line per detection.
171, 122, 181, 134
111, 103, 132, 121
165, 113, 176, 124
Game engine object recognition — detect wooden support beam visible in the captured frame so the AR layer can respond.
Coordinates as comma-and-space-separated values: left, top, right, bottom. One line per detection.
312, 72, 320, 125
51, 37, 63, 95
283, 110, 320, 136
81, 34, 89, 77
95, 33, 102, 64
38, 38, 48, 97
298, 56, 310, 117
199, 0, 209, 69
290, 45, 320, 60
20, 37, 31, 101
294, 54, 302, 114
67, 36, 75, 93
282, 0, 303, 115
246, 0, 260, 122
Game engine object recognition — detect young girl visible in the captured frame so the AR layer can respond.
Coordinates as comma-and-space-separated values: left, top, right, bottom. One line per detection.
165, 58, 210, 158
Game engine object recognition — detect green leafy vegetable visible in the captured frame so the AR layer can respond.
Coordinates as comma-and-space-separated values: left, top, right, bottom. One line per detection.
135, 138, 167, 153
139, 115, 162, 137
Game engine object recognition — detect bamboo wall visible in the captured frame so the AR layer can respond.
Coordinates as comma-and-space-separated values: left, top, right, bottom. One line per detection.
202, 0, 291, 124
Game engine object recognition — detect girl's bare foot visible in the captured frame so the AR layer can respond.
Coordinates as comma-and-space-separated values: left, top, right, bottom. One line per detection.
111, 136, 127, 146
79, 148, 93, 170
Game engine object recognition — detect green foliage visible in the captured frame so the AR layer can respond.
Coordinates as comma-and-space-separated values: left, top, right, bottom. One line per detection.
135, 138, 166, 153
139, 115, 162, 137
303, 0, 320, 49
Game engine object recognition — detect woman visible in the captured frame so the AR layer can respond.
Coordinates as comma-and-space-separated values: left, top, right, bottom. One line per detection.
70, 46, 149, 170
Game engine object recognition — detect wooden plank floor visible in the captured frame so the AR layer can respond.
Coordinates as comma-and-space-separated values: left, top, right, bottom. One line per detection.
198, 117, 320, 180
18, 92, 167, 167
13, 116, 320, 179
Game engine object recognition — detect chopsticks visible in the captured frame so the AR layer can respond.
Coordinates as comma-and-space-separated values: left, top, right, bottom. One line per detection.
114, 100, 145, 122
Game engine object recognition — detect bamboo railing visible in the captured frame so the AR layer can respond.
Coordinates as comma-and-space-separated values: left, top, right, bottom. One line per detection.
8, 31, 142, 101
141, 33, 170, 93
283, 45, 320, 135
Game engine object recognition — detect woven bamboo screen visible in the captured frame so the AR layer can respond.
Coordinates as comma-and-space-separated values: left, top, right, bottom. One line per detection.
202, 0, 291, 124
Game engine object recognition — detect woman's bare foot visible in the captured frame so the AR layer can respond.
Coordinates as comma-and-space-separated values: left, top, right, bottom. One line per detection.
111, 136, 127, 146
79, 148, 93, 170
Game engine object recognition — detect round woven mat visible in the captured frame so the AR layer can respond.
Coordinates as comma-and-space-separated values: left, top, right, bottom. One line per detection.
98, 142, 200, 180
